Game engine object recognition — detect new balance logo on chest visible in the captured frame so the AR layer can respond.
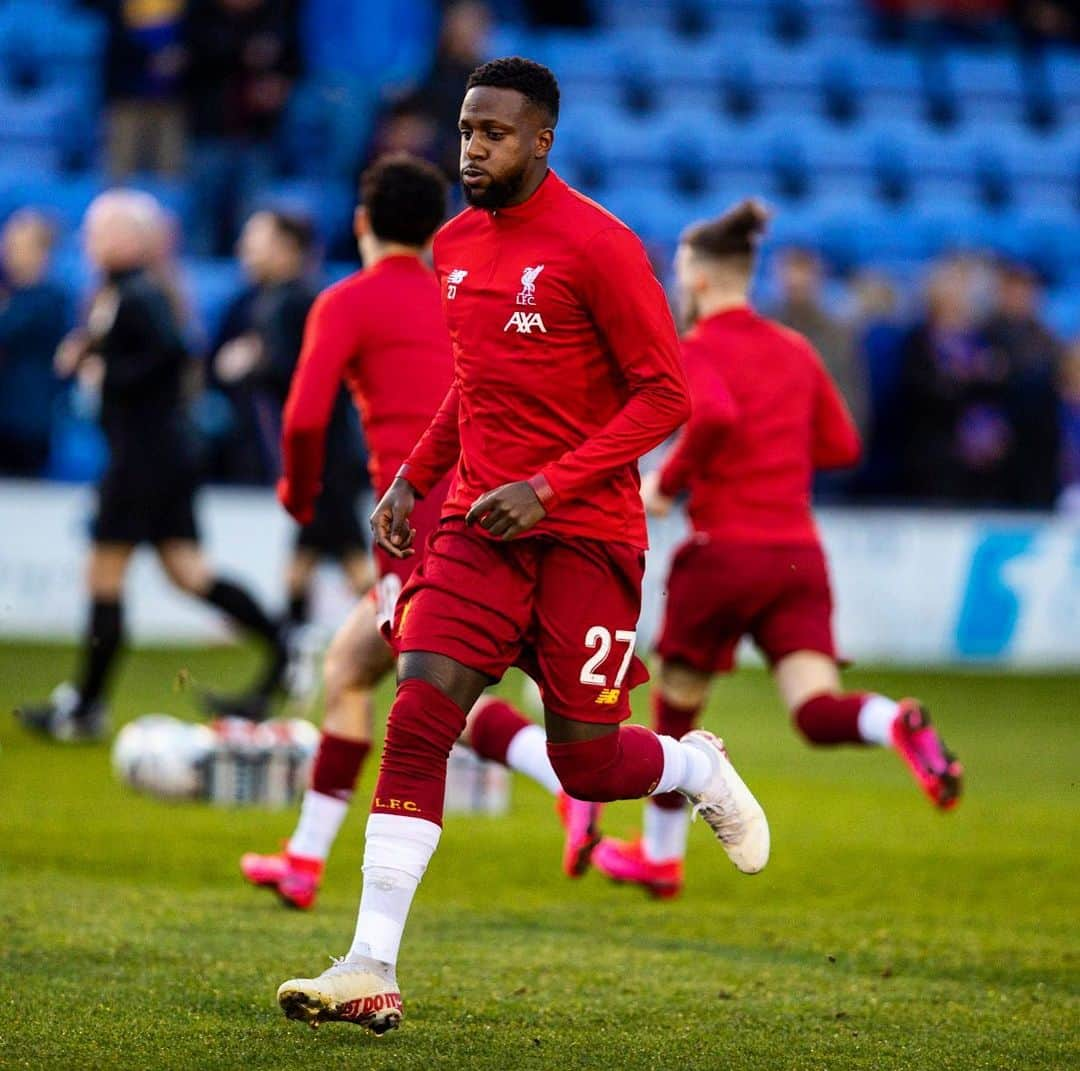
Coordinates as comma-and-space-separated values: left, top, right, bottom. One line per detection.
504, 311, 547, 334
447, 269, 468, 300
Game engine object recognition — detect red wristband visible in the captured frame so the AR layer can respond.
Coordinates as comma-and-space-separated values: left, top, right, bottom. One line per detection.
528, 472, 557, 510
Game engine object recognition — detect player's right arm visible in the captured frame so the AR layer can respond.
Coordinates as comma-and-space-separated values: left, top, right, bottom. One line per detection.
372, 383, 461, 558
810, 350, 862, 470
279, 287, 355, 523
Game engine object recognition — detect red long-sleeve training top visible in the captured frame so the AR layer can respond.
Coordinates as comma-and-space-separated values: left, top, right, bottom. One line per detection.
658, 306, 861, 546
399, 170, 690, 548
280, 255, 453, 515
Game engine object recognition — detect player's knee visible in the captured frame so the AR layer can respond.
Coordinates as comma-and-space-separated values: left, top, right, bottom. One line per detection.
658, 661, 709, 709
383, 678, 467, 765
546, 732, 623, 802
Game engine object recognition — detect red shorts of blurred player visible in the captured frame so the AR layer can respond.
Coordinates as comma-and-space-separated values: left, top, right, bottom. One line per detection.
656, 536, 838, 674
391, 518, 649, 724
372, 477, 451, 633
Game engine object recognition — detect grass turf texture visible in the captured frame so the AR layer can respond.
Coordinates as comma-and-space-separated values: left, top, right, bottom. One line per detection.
1, 642, 1077, 1071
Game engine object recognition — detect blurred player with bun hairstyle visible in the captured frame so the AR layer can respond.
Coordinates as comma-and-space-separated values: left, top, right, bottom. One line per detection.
591, 200, 964, 901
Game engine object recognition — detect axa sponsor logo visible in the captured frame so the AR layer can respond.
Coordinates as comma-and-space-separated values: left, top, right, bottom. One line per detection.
447, 268, 468, 299
504, 311, 547, 334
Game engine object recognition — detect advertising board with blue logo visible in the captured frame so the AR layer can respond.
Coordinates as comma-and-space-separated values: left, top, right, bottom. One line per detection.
1, 482, 1078, 667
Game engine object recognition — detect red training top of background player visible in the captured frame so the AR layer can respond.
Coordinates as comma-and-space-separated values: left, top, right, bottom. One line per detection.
400, 170, 689, 549
280, 255, 453, 511
659, 306, 861, 545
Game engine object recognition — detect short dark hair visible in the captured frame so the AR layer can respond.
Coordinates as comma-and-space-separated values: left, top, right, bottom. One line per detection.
266, 210, 316, 256
682, 199, 770, 265
360, 153, 448, 247
465, 56, 560, 126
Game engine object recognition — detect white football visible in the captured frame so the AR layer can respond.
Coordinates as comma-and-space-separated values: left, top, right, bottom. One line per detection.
112, 714, 217, 799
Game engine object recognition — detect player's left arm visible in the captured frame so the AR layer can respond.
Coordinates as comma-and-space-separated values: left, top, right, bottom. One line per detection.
811, 350, 862, 470
539, 225, 690, 498
278, 288, 355, 524
469, 227, 689, 539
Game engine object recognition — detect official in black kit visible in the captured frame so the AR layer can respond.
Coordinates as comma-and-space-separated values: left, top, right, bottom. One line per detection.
15, 190, 287, 741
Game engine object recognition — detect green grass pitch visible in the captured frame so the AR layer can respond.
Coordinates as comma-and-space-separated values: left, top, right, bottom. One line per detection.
1, 641, 1077, 1070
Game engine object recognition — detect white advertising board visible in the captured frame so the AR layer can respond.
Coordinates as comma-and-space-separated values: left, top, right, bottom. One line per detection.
1, 481, 1078, 667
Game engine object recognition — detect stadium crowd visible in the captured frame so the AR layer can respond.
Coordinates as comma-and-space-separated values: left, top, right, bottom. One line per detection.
0, 0, 1077, 510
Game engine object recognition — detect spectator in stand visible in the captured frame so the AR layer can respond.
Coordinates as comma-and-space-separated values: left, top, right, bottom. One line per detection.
184, 0, 301, 254
210, 210, 372, 712
0, 211, 70, 477
851, 271, 906, 498
982, 260, 1061, 509
86, 0, 188, 178
368, 94, 441, 172
898, 257, 1015, 505
1058, 339, 1080, 512
1009, 0, 1079, 42
772, 247, 870, 441
417, 1, 492, 180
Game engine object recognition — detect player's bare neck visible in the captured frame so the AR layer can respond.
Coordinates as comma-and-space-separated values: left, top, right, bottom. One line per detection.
500, 165, 549, 210
696, 290, 750, 321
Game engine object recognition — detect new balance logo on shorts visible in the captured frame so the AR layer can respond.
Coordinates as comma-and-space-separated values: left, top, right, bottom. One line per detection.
595, 688, 621, 705
504, 311, 547, 334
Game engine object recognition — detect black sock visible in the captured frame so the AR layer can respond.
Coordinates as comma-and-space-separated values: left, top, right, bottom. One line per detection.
76, 599, 123, 712
204, 578, 279, 643
287, 589, 309, 629
203, 578, 286, 698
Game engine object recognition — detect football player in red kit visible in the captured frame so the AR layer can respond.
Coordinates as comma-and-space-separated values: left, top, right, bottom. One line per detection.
276, 59, 770, 1035
592, 200, 964, 901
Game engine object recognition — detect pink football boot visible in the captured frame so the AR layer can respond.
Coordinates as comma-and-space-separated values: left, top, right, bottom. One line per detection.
592, 837, 684, 899
891, 699, 963, 810
241, 849, 324, 909
555, 792, 603, 877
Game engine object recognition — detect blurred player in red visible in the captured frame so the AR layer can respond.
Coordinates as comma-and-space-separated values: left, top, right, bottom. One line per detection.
592, 201, 964, 901
276, 58, 770, 1036
237, 156, 455, 907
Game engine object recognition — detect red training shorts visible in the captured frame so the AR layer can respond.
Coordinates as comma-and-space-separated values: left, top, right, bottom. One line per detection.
656, 536, 837, 674
392, 518, 649, 724
372, 477, 451, 632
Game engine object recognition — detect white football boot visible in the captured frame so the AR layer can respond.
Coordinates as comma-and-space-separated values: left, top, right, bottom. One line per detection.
277, 955, 403, 1035
680, 730, 770, 874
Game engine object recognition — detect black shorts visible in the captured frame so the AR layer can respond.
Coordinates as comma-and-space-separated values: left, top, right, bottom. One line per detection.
92, 462, 200, 546
296, 472, 367, 558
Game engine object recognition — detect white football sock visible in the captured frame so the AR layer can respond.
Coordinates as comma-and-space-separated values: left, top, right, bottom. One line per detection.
858, 695, 900, 747
651, 733, 713, 797
347, 813, 441, 968
505, 723, 562, 795
642, 800, 691, 863
287, 789, 350, 861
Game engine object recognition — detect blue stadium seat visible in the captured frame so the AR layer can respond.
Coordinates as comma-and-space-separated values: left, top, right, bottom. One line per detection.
0, 85, 85, 173
1045, 46, 1080, 127
944, 49, 1026, 125
821, 43, 927, 123
9, 172, 104, 234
